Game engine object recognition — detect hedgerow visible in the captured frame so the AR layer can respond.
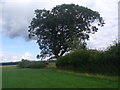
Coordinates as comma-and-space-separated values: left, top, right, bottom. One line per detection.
18, 59, 47, 69
56, 43, 120, 75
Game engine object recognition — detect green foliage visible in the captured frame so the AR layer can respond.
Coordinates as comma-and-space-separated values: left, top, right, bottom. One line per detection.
56, 50, 90, 68
28, 4, 105, 59
106, 43, 120, 71
18, 59, 31, 68
56, 43, 120, 75
18, 59, 46, 69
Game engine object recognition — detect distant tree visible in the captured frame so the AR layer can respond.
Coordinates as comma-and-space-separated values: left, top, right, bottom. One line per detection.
28, 4, 105, 59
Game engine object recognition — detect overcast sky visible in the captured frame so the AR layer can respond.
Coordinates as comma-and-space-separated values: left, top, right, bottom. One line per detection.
0, 0, 119, 62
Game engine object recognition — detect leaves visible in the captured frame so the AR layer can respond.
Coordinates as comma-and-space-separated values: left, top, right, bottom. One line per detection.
28, 4, 105, 59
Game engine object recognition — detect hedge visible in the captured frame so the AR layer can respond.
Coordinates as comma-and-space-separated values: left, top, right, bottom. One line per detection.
18, 59, 47, 69
56, 43, 120, 75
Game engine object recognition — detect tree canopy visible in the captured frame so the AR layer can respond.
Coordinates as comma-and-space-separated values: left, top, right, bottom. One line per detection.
28, 4, 105, 59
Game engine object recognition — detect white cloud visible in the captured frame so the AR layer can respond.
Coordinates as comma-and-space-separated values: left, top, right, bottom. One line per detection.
0, 52, 39, 63
22, 52, 33, 60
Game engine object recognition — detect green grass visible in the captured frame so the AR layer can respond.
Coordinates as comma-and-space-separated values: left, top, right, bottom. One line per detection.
0, 67, 2, 89
2, 66, 119, 88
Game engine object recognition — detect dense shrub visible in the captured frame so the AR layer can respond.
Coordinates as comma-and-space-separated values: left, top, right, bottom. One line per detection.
106, 43, 120, 69
56, 43, 120, 75
56, 50, 90, 68
29, 62, 46, 68
18, 59, 31, 68
18, 59, 46, 69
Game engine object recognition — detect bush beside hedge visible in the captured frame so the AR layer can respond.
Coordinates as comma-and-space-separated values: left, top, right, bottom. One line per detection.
56, 43, 120, 75
18, 59, 47, 69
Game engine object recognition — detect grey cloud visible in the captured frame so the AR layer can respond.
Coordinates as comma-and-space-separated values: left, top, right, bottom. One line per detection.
2, 4, 30, 40
1, 1, 53, 41
3, 17, 30, 40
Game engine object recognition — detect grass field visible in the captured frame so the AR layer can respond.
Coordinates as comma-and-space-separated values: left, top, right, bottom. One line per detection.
2, 65, 119, 88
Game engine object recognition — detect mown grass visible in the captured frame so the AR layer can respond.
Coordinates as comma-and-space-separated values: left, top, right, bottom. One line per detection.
2, 65, 119, 88
0, 66, 2, 89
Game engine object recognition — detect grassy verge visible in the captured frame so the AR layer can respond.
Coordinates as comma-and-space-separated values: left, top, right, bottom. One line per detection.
55, 69, 119, 82
48, 62, 119, 81
2, 66, 119, 88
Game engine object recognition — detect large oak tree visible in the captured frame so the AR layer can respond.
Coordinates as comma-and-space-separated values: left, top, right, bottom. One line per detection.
28, 4, 105, 59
